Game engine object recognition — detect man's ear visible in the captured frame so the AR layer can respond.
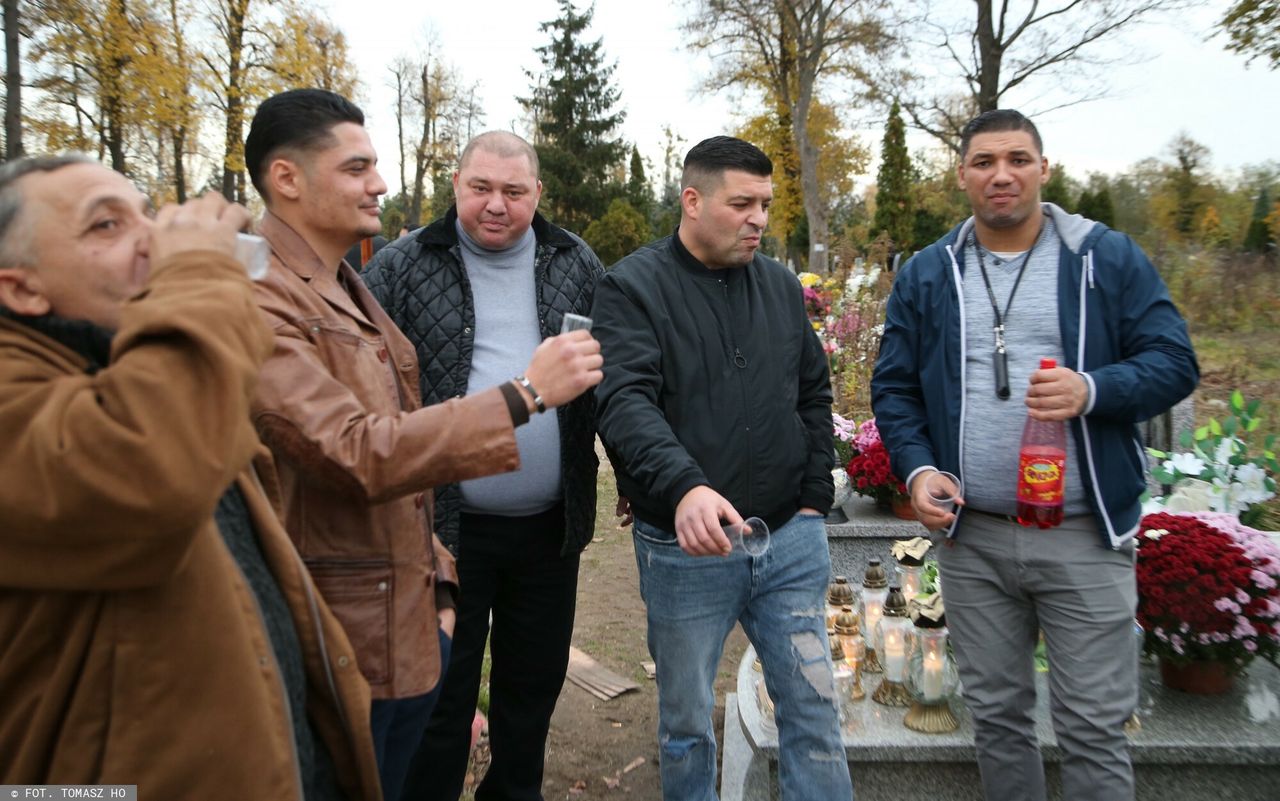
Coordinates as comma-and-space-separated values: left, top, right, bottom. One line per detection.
680, 186, 701, 220
0, 268, 52, 317
266, 157, 304, 203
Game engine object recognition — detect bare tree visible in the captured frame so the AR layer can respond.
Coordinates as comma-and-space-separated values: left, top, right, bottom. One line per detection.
887, 0, 1184, 152
388, 56, 413, 196
686, 0, 887, 273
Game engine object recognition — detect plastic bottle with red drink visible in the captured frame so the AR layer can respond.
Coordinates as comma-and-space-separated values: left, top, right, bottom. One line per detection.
1016, 358, 1067, 529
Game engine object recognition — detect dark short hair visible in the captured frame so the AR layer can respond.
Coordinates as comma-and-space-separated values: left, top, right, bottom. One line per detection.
244, 88, 365, 199
681, 136, 772, 192
959, 109, 1043, 159
0, 154, 96, 267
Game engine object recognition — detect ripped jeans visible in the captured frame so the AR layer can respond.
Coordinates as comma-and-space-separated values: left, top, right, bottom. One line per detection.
633, 512, 853, 801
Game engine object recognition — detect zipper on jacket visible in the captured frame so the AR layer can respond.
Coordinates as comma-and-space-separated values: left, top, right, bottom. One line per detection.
230, 555, 306, 800
295, 548, 353, 735
944, 244, 968, 540
720, 278, 754, 513
1076, 248, 1124, 549
248, 465, 354, 740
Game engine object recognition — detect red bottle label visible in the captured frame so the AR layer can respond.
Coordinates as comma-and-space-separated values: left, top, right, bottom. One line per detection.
1017, 446, 1065, 505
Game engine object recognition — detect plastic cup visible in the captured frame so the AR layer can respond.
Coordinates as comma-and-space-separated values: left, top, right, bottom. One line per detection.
924, 471, 962, 509
234, 232, 270, 281
560, 313, 593, 333
723, 517, 770, 557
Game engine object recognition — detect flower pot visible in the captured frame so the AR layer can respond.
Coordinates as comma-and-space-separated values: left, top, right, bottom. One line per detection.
1158, 657, 1234, 695
891, 496, 917, 521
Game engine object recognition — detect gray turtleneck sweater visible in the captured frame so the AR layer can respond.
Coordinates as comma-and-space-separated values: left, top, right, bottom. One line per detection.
455, 221, 563, 515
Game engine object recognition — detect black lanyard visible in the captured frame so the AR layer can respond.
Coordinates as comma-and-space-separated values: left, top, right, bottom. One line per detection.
969, 227, 1043, 400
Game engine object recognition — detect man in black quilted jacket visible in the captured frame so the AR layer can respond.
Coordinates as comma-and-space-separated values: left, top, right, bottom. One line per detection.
364, 131, 604, 801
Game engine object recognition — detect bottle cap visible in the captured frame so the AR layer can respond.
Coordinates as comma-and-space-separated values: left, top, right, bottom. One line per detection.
1040, 358, 1056, 369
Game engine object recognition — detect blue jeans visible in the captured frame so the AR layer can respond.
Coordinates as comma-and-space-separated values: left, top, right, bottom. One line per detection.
633, 512, 853, 801
370, 628, 452, 801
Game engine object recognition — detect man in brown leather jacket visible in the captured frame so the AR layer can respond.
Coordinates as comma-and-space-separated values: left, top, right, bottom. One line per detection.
243, 89, 603, 801
0, 155, 381, 800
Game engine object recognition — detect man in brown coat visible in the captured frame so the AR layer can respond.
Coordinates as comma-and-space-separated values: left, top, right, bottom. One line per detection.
243, 89, 603, 801
0, 155, 381, 800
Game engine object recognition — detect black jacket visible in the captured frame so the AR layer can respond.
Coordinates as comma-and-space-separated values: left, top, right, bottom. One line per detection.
591, 233, 834, 535
363, 208, 603, 556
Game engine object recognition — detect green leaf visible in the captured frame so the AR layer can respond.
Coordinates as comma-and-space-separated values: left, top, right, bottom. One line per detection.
1247, 418, 1261, 432
1224, 417, 1238, 437
1147, 448, 1167, 459
1209, 418, 1223, 436
1231, 390, 1244, 413
1195, 425, 1209, 440
1180, 430, 1194, 449
1247, 398, 1261, 417
1151, 468, 1175, 483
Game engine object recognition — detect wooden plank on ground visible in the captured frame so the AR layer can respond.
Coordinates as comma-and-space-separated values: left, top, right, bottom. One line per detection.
566, 645, 639, 700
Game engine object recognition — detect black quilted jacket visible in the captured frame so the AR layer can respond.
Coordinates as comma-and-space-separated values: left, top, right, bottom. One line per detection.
363, 208, 603, 557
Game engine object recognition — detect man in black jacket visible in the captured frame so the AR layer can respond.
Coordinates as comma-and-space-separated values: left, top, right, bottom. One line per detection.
592, 136, 852, 801
363, 131, 603, 801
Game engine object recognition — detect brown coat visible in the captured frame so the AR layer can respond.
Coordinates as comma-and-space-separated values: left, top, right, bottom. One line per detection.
251, 213, 519, 700
0, 251, 381, 800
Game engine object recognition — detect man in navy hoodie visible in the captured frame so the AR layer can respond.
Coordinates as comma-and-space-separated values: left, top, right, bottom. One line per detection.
872, 110, 1197, 801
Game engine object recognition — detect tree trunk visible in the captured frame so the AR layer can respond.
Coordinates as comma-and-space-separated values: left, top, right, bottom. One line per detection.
103, 0, 130, 174
792, 77, 828, 274
169, 0, 188, 202
172, 126, 187, 203
3, 0, 22, 160
395, 82, 406, 196
975, 0, 1002, 112
221, 0, 249, 202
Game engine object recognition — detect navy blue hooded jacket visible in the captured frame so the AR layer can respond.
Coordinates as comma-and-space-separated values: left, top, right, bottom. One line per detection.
871, 204, 1198, 547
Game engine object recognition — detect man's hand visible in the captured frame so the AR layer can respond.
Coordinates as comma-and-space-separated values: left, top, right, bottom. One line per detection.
438, 607, 456, 639
674, 486, 740, 557
798, 507, 823, 516
910, 470, 962, 531
616, 495, 633, 528
150, 192, 251, 267
1025, 365, 1089, 421
521, 330, 604, 411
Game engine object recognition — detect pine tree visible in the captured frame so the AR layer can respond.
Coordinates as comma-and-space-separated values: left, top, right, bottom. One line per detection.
626, 145, 653, 225
522, 0, 626, 233
1244, 187, 1274, 251
872, 100, 913, 251
1042, 167, 1072, 211
1077, 187, 1116, 228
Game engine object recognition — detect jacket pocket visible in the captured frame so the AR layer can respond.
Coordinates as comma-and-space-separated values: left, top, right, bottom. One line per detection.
306, 561, 394, 686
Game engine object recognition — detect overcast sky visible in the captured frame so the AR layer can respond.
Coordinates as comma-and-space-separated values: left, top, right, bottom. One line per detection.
322, 0, 1280, 196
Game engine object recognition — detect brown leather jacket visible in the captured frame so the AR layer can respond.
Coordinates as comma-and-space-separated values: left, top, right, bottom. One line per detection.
251, 213, 520, 700
0, 252, 380, 799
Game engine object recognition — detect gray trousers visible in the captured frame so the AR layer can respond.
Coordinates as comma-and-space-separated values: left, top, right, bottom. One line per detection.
937, 511, 1138, 801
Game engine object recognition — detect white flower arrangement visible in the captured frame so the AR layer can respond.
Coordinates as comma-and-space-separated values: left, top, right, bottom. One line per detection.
1145, 391, 1278, 526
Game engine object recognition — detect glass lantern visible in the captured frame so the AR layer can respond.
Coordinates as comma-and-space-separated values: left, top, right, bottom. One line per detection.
826, 575, 856, 632
877, 613, 914, 682
833, 605, 866, 701
861, 560, 889, 673
903, 626, 961, 733
895, 562, 924, 601
871, 586, 915, 707
753, 655, 777, 732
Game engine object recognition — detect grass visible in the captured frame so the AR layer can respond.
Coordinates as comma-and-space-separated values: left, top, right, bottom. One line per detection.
1191, 330, 1280, 531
